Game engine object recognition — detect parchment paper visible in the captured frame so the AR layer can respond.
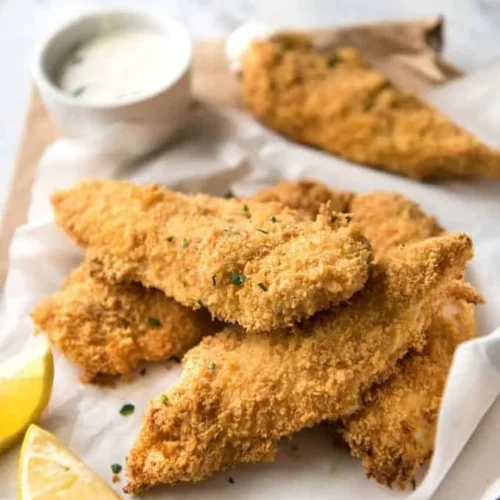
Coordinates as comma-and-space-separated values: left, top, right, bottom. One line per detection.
0, 17, 459, 286
1, 65, 500, 499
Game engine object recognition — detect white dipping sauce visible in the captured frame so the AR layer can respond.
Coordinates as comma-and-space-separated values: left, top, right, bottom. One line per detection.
59, 28, 174, 104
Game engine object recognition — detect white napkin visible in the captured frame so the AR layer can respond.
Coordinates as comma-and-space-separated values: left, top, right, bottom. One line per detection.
1, 81, 500, 499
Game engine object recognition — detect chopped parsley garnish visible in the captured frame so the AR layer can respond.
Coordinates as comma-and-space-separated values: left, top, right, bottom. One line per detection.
167, 236, 173, 242
119, 403, 135, 416
139, 368, 147, 376
147, 317, 162, 328
72, 86, 86, 98
161, 394, 169, 405
110, 463, 122, 474
181, 238, 189, 248
197, 299, 205, 308
212, 275, 217, 286
228, 477, 235, 484
327, 54, 339, 67
345, 215, 352, 222
258, 229, 269, 234
70, 55, 83, 66
258, 282, 268, 291
380, 79, 392, 90
363, 99, 374, 112
224, 190, 235, 199
209, 362, 216, 372
243, 204, 250, 216
230, 271, 247, 286
330, 215, 338, 223
270, 216, 277, 223
170, 355, 181, 363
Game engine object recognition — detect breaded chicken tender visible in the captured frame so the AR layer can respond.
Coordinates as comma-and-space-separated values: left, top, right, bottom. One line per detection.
124, 233, 473, 493
349, 192, 443, 258
341, 298, 478, 488
241, 34, 500, 180
337, 190, 481, 488
51, 179, 372, 332
250, 179, 354, 216
31, 261, 218, 382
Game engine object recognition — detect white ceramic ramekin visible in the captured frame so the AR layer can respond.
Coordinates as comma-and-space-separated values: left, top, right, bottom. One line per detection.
32, 9, 192, 155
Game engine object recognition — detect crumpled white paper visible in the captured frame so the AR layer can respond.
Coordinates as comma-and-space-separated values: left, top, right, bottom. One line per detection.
1, 75, 500, 500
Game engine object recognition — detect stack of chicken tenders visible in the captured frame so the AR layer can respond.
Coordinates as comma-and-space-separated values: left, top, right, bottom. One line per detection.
31, 178, 482, 493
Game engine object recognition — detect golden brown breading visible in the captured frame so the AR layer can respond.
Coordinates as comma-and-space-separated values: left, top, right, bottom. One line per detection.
349, 192, 443, 258
31, 261, 218, 382
250, 179, 354, 217
337, 190, 480, 488
341, 298, 478, 488
241, 35, 500, 180
51, 179, 373, 332
124, 233, 473, 493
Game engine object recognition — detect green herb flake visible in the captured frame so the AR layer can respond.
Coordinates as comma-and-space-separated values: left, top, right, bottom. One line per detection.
258, 282, 268, 291
181, 238, 189, 248
139, 368, 147, 376
230, 271, 247, 286
72, 86, 86, 98
243, 204, 250, 216
270, 216, 277, 223
345, 215, 353, 222
258, 229, 269, 234
110, 463, 122, 474
326, 54, 339, 68
209, 362, 216, 372
147, 317, 162, 328
380, 79, 392, 90
228, 477, 235, 484
70, 55, 83, 66
161, 394, 169, 405
330, 215, 338, 223
224, 190, 235, 199
212, 275, 217, 286
363, 99, 374, 112
167, 236, 174, 242
197, 299, 205, 308
119, 403, 135, 416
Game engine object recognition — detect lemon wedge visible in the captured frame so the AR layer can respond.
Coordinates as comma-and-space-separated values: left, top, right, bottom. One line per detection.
0, 343, 54, 453
19, 424, 122, 499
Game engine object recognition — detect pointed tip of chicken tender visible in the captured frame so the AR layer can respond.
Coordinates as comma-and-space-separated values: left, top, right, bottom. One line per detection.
51, 179, 373, 332
124, 232, 473, 493
241, 36, 500, 180
31, 261, 218, 382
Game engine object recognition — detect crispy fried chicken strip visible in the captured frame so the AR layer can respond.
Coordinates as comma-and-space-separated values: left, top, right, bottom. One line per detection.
341, 297, 478, 488
51, 179, 372, 332
241, 34, 500, 180
349, 192, 443, 258
250, 179, 354, 216
31, 261, 218, 382
339, 191, 480, 488
125, 233, 473, 493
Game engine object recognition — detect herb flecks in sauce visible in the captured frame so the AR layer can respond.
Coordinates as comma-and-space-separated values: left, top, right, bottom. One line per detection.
72, 86, 86, 98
